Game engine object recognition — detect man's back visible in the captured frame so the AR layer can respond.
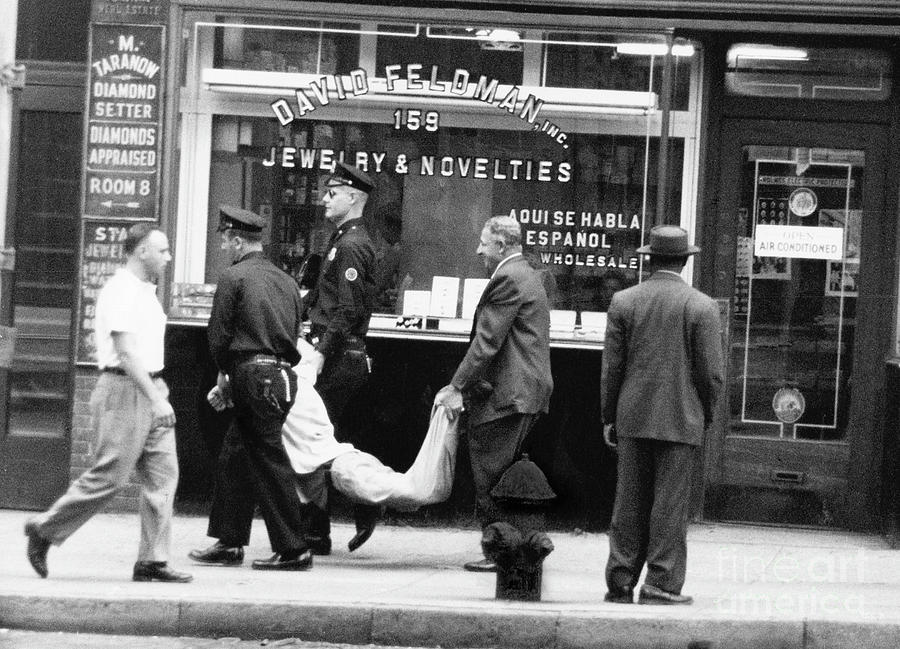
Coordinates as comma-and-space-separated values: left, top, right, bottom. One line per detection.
602, 271, 723, 445
489, 256, 553, 402
209, 252, 302, 369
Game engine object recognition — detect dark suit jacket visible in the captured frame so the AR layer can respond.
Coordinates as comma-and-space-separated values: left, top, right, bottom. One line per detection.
451, 254, 553, 427
601, 271, 724, 446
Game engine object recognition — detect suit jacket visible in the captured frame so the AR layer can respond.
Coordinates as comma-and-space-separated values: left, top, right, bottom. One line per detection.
451, 254, 553, 427
601, 271, 724, 446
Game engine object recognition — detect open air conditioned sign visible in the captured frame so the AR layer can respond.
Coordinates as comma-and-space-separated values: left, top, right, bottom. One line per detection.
754, 225, 844, 260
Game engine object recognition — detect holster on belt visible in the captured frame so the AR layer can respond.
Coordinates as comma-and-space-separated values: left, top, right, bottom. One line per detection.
306, 327, 365, 353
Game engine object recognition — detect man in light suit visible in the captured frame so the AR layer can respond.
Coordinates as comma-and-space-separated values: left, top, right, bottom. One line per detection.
601, 225, 724, 605
435, 215, 553, 572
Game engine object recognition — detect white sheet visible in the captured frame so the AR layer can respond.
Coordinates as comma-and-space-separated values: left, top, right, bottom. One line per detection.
283, 339, 459, 511
329, 406, 459, 512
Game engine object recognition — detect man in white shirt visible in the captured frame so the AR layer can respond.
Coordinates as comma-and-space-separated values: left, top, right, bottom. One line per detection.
25, 224, 192, 583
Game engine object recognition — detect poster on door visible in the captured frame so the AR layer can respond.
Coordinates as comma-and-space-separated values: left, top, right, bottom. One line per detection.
753, 163, 860, 277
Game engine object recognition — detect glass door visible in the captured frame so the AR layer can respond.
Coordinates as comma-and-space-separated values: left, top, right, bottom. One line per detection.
733, 145, 861, 443
704, 120, 891, 529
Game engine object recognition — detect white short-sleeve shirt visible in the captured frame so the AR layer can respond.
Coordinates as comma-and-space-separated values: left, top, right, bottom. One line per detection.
95, 267, 167, 372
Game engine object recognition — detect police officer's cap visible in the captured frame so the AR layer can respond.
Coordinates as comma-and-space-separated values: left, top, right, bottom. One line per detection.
326, 161, 374, 194
218, 205, 266, 233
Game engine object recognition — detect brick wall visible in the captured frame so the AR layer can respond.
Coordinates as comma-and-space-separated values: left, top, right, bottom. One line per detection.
71, 367, 141, 512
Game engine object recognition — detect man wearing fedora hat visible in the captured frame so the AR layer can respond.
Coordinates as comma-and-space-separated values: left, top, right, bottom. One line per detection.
601, 224, 724, 605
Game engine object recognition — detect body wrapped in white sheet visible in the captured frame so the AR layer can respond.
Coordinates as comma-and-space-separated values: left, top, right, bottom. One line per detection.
328, 405, 458, 511
282, 341, 459, 511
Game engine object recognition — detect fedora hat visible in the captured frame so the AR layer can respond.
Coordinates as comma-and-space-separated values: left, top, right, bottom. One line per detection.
635, 225, 700, 257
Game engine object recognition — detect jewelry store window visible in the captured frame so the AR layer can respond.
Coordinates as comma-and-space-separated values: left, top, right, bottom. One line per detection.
174, 11, 701, 347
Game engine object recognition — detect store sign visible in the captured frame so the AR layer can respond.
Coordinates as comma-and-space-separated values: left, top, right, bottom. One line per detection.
255, 60, 649, 280
516, 209, 642, 270
754, 225, 844, 260
270, 65, 571, 152
92, 0, 168, 23
82, 23, 164, 221
758, 175, 855, 189
262, 146, 572, 184
262, 67, 573, 183
76, 220, 130, 364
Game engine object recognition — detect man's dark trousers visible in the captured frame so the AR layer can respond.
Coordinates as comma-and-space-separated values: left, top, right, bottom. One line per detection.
207, 423, 255, 546
229, 361, 307, 554
305, 338, 371, 546
207, 349, 369, 550
468, 412, 539, 527
314, 337, 369, 443
605, 437, 695, 595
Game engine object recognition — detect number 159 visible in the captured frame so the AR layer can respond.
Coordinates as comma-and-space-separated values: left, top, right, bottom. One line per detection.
393, 109, 439, 132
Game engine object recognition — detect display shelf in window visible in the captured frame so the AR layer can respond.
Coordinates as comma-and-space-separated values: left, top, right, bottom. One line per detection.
170, 283, 216, 320
365, 312, 605, 349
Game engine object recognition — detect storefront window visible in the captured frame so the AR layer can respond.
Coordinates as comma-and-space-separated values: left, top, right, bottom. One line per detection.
212, 19, 364, 74
201, 116, 683, 311
544, 33, 693, 110
175, 13, 699, 344
378, 29, 523, 86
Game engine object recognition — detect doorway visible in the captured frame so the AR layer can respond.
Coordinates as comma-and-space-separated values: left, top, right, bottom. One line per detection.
703, 119, 892, 530
0, 81, 83, 509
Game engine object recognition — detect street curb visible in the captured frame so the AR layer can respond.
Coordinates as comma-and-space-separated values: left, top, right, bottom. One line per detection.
5, 593, 900, 648
804, 621, 900, 649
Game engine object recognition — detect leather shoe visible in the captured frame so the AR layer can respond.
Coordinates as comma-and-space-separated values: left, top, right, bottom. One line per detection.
25, 520, 50, 579
638, 583, 693, 605
188, 541, 244, 566
133, 561, 193, 583
251, 550, 313, 571
604, 589, 634, 604
463, 558, 497, 572
306, 536, 332, 556
348, 504, 381, 552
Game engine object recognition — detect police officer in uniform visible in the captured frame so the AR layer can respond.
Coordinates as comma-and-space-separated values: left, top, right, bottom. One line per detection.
303, 161, 380, 554
190, 205, 312, 571
305, 161, 376, 430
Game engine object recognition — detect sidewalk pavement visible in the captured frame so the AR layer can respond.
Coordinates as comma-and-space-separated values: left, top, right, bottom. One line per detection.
2, 509, 900, 649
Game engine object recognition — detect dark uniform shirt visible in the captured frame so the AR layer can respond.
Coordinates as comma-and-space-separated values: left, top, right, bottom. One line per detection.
209, 251, 303, 372
306, 218, 375, 357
